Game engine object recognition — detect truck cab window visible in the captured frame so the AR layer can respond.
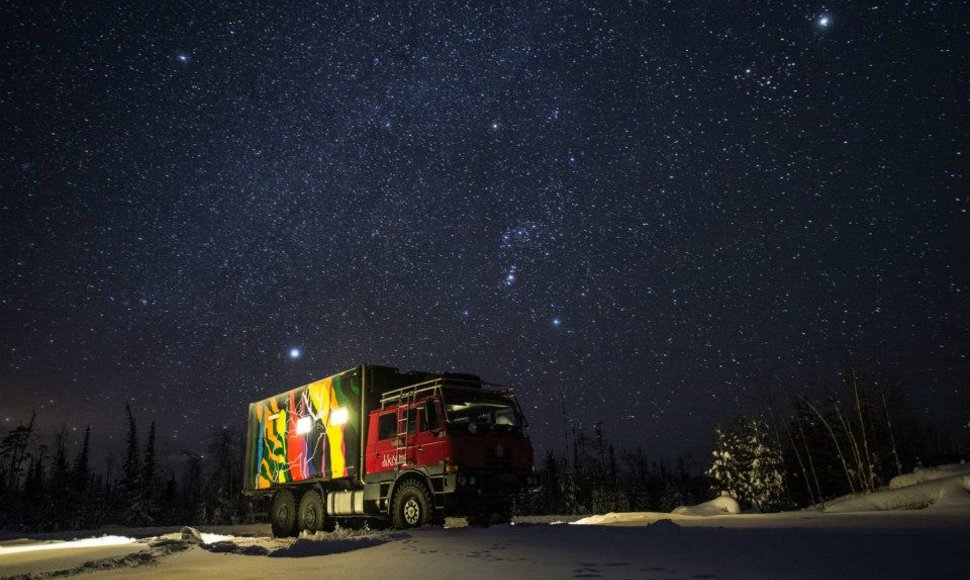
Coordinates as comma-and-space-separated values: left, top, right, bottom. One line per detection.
378, 412, 397, 440
422, 401, 440, 431
404, 407, 418, 433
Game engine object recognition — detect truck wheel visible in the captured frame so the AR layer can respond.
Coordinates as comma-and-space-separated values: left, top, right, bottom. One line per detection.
490, 504, 513, 525
270, 489, 299, 538
297, 490, 333, 533
392, 480, 432, 529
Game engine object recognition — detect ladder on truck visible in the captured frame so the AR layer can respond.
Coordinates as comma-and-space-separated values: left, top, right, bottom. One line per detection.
380, 380, 443, 468
379, 375, 485, 467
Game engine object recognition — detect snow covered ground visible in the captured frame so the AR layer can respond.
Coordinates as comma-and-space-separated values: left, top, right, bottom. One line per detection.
820, 463, 970, 513
1, 510, 967, 580
2, 466, 968, 579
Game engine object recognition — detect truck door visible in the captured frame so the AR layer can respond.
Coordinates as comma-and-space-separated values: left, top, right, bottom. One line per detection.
368, 409, 403, 474
412, 398, 447, 467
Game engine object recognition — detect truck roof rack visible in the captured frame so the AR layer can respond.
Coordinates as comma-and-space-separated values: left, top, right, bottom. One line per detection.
379, 373, 497, 408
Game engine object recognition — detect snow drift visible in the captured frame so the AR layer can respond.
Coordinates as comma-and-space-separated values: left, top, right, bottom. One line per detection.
889, 463, 970, 489
672, 493, 741, 516
823, 464, 970, 513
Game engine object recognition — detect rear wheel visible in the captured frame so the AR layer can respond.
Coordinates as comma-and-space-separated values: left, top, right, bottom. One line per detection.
298, 490, 333, 533
269, 489, 299, 538
392, 480, 432, 529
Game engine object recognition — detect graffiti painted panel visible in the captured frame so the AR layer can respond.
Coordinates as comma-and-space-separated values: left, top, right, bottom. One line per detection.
246, 369, 361, 490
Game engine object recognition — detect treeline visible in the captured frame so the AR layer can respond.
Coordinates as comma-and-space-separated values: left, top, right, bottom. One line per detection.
525, 421, 711, 515
707, 366, 969, 511
0, 405, 249, 532
775, 367, 967, 507
528, 366, 968, 516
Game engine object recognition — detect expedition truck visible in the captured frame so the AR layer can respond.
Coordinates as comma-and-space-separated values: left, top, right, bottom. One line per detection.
243, 364, 538, 537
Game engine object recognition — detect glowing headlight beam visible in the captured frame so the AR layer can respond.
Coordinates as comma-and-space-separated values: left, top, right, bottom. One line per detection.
0, 535, 137, 556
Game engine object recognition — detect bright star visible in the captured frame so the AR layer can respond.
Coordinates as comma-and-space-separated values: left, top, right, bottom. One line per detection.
505, 265, 517, 285
288, 348, 302, 360
818, 16, 830, 27
177, 53, 192, 63
552, 317, 562, 327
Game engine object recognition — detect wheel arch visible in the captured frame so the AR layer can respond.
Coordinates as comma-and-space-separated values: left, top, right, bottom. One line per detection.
388, 470, 434, 514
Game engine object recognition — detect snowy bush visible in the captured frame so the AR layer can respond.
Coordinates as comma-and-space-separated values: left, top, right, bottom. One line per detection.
706, 417, 786, 512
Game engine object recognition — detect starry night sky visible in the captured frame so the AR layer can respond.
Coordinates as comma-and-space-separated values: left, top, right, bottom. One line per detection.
1, 2, 967, 459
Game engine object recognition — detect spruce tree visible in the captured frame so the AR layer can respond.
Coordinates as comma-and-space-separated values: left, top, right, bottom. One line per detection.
743, 418, 785, 512
706, 416, 786, 512
73, 425, 90, 493
70, 425, 92, 528
49, 426, 72, 528
122, 404, 141, 491
143, 421, 156, 492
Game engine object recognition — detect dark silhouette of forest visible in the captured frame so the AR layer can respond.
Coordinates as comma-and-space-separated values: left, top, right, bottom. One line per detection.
0, 404, 247, 532
1, 366, 966, 532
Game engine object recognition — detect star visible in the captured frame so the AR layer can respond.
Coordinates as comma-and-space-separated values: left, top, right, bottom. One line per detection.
176, 53, 192, 63
288, 347, 302, 360
504, 265, 517, 286
817, 16, 831, 27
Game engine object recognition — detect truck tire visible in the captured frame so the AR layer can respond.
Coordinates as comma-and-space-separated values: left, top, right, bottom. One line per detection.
297, 490, 334, 533
491, 503, 514, 525
392, 480, 432, 529
270, 489, 299, 538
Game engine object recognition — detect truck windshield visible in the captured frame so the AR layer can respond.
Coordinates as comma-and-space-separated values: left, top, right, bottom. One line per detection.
443, 391, 521, 431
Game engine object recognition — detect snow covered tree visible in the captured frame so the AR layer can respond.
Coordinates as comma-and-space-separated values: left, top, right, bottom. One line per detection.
707, 423, 743, 500
706, 416, 786, 512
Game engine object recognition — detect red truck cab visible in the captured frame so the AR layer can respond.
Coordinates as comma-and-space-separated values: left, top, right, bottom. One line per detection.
364, 376, 537, 526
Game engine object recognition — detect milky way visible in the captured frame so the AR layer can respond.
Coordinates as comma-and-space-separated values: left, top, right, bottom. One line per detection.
1, 2, 966, 459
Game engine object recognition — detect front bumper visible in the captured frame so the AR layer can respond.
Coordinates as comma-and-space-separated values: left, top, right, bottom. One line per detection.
441, 471, 541, 513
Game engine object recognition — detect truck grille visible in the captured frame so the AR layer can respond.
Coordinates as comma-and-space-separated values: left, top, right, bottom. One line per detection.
484, 446, 512, 467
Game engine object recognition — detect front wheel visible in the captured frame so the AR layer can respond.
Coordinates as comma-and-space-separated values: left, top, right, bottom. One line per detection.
269, 489, 299, 538
491, 502, 514, 525
392, 480, 432, 529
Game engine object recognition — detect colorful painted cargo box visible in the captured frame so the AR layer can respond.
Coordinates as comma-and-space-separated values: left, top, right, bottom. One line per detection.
243, 367, 363, 491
